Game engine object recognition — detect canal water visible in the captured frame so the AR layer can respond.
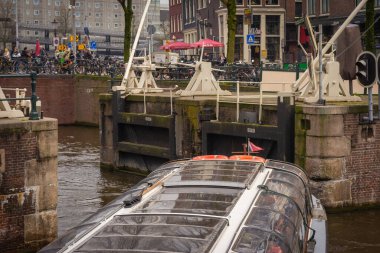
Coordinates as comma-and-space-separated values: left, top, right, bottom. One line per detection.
57, 126, 380, 252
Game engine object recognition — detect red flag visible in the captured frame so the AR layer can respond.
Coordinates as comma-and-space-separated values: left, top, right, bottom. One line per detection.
248, 140, 263, 153
35, 39, 41, 56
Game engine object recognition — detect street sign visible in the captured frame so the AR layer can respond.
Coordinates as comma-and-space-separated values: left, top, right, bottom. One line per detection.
355, 51, 376, 88
261, 50, 267, 58
76, 35, 79, 42
295, 17, 305, 26
247, 34, 255, 45
69, 35, 74, 42
90, 41, 97, 50
78, 44, 86, 50
67, 42, 72, 49
53, 37, 59, 47
58, 44, 67, 51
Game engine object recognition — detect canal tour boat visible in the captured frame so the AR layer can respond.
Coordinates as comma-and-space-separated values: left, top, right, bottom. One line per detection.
39, 155, 327, 253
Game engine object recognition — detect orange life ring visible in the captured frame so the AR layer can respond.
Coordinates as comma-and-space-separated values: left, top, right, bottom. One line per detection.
229, 155, 266, 163
192, 155, 229, 160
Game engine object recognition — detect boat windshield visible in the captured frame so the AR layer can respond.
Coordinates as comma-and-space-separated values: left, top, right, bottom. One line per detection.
231, 161, 311, 253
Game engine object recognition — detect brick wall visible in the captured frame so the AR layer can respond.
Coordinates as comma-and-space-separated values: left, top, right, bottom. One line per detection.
296, 105, 380, 208
344, 114, 380, 205
0, 75, 109, 126
0, 119, 58, 252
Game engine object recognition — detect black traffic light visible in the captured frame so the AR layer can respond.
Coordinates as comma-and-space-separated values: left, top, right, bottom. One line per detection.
377, 54, 380, 84
355, 51, 376, 88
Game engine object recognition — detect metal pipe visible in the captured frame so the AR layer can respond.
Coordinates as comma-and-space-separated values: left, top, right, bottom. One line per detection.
293, 0, 368, 89
318, 24, 323, 103
236, 81, 240, 122
216, 81, 220, 121
123, 0, 152, 87
368, 87, 373, 122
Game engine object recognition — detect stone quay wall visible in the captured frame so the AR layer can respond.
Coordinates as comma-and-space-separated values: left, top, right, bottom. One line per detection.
295, 105, 380, 208
0, 118, 58, 252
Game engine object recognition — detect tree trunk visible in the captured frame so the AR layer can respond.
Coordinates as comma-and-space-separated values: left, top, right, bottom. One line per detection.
123, 0, 133, 63
226, 1, 237, 64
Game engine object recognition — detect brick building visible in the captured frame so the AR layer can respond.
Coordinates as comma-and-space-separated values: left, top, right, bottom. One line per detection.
304, 0, 380, 53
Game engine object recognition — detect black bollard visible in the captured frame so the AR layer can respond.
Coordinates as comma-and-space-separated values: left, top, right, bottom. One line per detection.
29, 72, 39, 120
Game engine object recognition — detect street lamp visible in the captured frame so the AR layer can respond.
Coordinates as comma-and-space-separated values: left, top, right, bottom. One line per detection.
15, 0, 19, 49
68, 4, 76, 64
51, 19, 58, 37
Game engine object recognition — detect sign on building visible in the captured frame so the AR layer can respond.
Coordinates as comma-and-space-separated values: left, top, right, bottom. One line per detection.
247, 34, 255, 45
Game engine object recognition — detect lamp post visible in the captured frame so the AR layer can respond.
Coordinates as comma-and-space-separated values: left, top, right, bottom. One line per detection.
69, 3, 76, 64
15, 0, 19, 49
51, 19, 58, 37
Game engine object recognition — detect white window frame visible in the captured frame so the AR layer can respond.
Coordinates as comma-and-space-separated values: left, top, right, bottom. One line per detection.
34, 10, 39, 15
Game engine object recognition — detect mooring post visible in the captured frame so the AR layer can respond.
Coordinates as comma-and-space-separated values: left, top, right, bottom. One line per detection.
29, 71, 39, 120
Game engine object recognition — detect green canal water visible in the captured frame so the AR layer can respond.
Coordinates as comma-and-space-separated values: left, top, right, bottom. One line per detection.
57, 126, 380, 252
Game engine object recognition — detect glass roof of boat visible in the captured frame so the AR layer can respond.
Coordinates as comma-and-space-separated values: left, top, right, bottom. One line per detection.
39, 159, 313, 253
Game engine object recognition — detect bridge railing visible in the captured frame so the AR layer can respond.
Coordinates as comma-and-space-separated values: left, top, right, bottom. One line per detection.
216, 80, 295, 124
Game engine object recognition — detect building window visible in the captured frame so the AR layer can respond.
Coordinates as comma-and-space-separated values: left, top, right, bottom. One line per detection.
252, 0, 261, 4
114, 4, 118, 9
34, 31, 39, 35
96, 22, 100, 27
75, 11, 80, 17
95, 3, 100, 8
34, 10, 39, 15
48, 0, 51, 5
33, 0, 39, 5
236, 0, 243, 5
48, 10, 51, 16
114, 23, 118, 28
95, 13, 101, 18
376, 0, 380, 7
295, 0, 302, 17
321, 0, 329, 13
55, 11, 60, 16
26, 0, 29, 4
266, 15, 280, 61
308, 0, 316, 15
266, 15, 279, 35
75, 2, 80, 7
236, 15, 243, 35
34, 20, 39, 25
266, 0, 278, 5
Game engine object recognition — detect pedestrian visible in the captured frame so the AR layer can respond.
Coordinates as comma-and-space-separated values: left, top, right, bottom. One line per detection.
11, 48, 21, 72
3, 48, 11, 61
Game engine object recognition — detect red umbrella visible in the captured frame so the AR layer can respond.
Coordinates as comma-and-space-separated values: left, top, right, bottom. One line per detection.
191, 38, 224, 48
160, 41, 192, 50
35, 39, 41, 56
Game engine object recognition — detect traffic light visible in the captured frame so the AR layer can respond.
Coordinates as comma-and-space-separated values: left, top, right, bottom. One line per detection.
355, 51, 376, 88
377, 54, 380, 84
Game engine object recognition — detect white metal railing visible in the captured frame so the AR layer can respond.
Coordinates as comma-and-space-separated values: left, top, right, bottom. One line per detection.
125, 86, 178, 116
1, 88, 27, 110
216, 81, 294, 124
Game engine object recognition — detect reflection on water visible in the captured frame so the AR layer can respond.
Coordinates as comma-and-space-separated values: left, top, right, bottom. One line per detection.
57, 126, 380, 251
327, 209, 380, 253
57, 126, 142, 236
